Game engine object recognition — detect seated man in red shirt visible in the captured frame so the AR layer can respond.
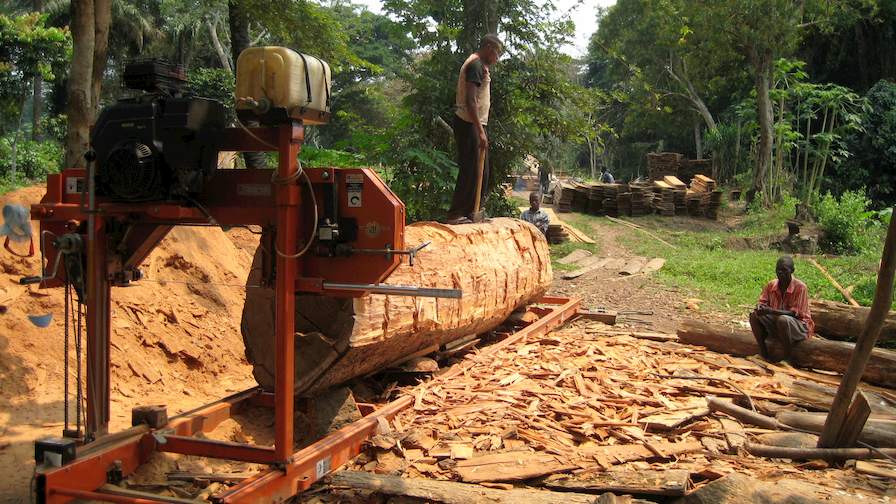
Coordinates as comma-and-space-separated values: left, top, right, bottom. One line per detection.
749, 256, 815, 361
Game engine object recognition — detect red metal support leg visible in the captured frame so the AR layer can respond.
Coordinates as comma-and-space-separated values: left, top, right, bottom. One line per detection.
87, 215, 112, 438
274, 122, 304, 462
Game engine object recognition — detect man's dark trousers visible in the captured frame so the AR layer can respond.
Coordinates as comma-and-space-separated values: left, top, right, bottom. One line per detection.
448, 115, 489, 218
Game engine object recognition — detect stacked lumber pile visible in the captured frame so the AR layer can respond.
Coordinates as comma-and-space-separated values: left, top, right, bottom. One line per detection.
571, 183, 590, 213
553, 183, 575, 213
546, 224, 569, 244
586, 184, 603, 215
601, 184, 623, 217
629, 185, 654, 216
516, 175, 540, 192
689, 174, 717, 193
647, 152, 682, 180
348, 318, 895, 499
687, 174, 723, 219
679, 159, 711, 183
616, 191, 632, 216
663, 176, 687, 212
652, 181, 676, 216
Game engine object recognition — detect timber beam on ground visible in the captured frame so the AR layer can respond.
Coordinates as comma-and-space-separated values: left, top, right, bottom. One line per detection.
35, 296, 581, 504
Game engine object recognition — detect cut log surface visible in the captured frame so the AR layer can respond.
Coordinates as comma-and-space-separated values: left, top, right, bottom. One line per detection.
242, 218, 552, 395
810, 299, 896, 343
677, 320, 896, 388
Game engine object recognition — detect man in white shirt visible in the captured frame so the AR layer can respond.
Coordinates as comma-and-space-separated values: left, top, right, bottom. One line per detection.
445, 34, 503, 224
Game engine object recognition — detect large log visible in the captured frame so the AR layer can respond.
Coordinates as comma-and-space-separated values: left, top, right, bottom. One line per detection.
810, 299, 896, 343
242, 218, 552, 395
676, 320, 896, 388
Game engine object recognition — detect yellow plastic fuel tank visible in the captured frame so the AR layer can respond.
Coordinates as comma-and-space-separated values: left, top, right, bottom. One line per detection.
235, 46, 331, 124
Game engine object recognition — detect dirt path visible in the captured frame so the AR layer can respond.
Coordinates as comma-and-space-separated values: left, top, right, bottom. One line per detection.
548, 215, 733, 333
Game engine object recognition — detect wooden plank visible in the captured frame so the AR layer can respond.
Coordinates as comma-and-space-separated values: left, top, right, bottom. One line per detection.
327, 471, 654, 504
562, 257, 610, 280
620, 257, 648, 276
641, 258, 666, 274
834, 390, 871, 447
453, 451, 577, 483
580, 440, 703, 465
541, 469, 693, 497
578, 309, 617, 325
558, 249, 592, 265
808, 258, 860, 307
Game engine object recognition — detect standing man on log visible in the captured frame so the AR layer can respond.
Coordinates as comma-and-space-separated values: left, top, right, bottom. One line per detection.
445, 34, 503, 224
749, 256, 815, 361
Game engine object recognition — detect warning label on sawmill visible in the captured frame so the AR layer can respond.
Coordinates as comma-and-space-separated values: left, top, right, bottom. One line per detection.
346, 173, 363, 207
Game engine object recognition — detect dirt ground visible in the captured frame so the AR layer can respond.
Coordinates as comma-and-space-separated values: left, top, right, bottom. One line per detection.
0, 187, 258, 502
0, 186, 892, 502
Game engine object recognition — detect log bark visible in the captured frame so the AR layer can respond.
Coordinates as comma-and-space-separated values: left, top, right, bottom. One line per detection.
810, 299, 896, 343
242, 218, 552, 396
327, 471, 652, 504
776, 411, 896, 447
745, 443, 896, 461
677, 320, 896, 387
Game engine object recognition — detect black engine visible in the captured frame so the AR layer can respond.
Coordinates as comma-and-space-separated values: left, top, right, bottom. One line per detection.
91, 60, 227, 201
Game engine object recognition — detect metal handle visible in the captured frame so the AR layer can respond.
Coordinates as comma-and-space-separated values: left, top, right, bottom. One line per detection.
322, 282, 462, 299
19, 275, 43, 285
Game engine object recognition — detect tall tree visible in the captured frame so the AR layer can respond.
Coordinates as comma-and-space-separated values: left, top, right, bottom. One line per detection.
63, 0, 111, 168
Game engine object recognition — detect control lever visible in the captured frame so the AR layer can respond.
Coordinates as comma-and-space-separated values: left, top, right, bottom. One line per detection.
354, 241, 431, 266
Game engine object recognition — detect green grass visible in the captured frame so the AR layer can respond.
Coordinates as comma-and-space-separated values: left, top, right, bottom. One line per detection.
617, 217, 893, 314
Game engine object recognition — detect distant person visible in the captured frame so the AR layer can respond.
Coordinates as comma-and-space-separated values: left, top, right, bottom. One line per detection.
539, 164, 551, 193
445, 34, 504, 224
600, 168, 615, 184
749, 256, 814, 361
520, 192, 549, 235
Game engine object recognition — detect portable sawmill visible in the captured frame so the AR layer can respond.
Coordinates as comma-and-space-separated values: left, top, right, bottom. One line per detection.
9, 46, 562, 503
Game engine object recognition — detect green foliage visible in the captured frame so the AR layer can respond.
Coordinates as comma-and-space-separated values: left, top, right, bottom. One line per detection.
299, 146, 366, 168
186, 68, 236, 122
815, 189, 876, 254
830, 79, 896, 206
0, 135, 63, 179
0, 13, 71, 134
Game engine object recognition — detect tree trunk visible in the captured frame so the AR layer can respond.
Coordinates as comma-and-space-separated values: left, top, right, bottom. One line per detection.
227, 0, 251, 67
676, 319, 896, 387
811, 299, 896, 343
207, 18, 232, 72
241, 219, 552, 396
694, 121, 702, 159
64, 0, 96, 169
31, 0, 44, 141
91, 0, 112, 116
750, 48, 774, 205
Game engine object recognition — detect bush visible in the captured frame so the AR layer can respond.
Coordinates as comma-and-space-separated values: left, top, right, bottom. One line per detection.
0, 135, 63, 180
186, 68, 236, 123
815, 190, 874, 254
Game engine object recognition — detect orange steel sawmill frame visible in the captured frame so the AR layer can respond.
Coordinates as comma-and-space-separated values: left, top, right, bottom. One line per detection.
28, 120, 582, 502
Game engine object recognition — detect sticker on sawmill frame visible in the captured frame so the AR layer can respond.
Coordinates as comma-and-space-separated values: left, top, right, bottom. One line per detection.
315, 456, 332, 479
65, 177, 85, 195
346, 173, 363, 208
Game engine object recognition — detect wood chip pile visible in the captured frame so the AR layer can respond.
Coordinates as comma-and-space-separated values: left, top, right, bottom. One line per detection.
348, 319, 895, 499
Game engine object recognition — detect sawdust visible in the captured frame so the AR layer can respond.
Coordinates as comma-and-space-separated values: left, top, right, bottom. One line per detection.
0, 186, 259, 502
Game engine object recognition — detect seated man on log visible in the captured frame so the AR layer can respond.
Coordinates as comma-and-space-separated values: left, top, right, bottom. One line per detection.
749, 256, 815, 361
520, 191, 549, 235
